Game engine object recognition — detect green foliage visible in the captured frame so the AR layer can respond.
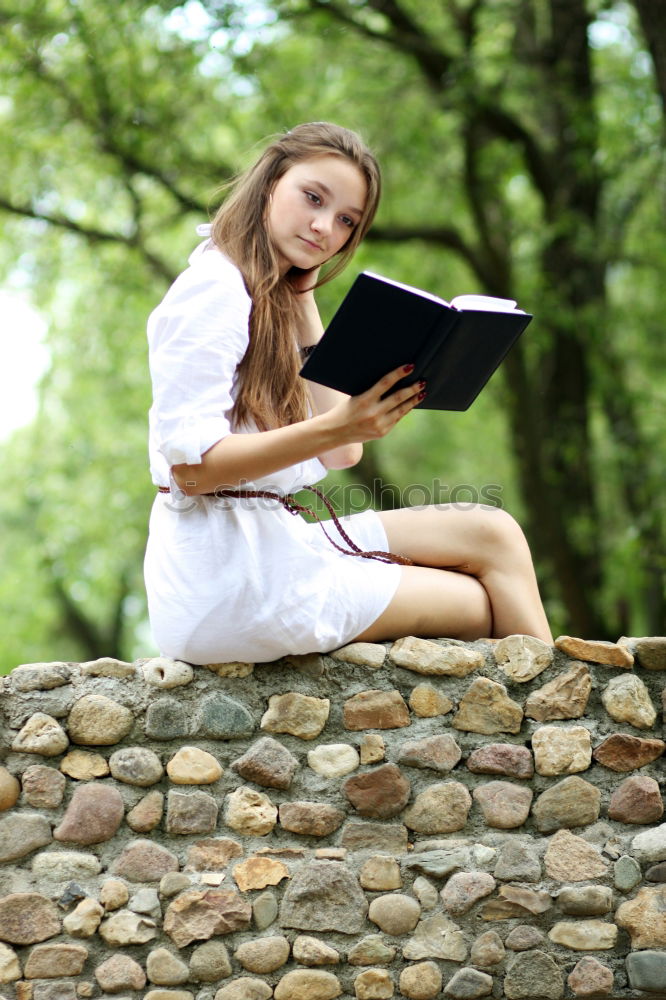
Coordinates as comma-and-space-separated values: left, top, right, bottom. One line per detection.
1, 0, 665, 667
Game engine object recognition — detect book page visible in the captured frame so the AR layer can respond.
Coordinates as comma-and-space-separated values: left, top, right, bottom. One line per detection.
363, 271, 450, 307
451, 294, 524, 313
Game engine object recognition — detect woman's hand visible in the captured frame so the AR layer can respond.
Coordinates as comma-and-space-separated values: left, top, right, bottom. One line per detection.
325, 364, 425, 444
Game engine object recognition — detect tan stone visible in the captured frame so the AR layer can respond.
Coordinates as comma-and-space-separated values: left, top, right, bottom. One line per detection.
532, 776, 601, 832
0, 941, 20, 983
408, 683, 453, 717
235, 935, 290, 973
60, 750, 109, 780
19, 765, 66, 808
307, 743, 360, 777
331, 642, 386, 668
113, 839, 179, 882
470, 931, 505, 967
452, 677, 523, 734
403, 781, 472, 834
348, 936, 397, 966
146, 946, 189, 985
390, 636, 484, 676
81, 656, 136, 678
472, 781, 533, 828
280, 801, 345, 835
499, 885, 551, 914
0, 768, 20, 811
261, 692, 330, 739
224, 786, 278, 836
95, 953, 147, 991
494, 633, 553, 681
532, 725, 592, 776
24, 942, 88, 978
616, 886, 666, 948
54, 783, 124, 845
292, 936, 340, 966
11, 713, 69, 756
98, 909, 158, 946
62, 898, 104, 937
274, 970, 342, 1000
204, 660, 254, 677
233, 856, 290, 891
214, 979, 272, 1000
343, 689, 410, 730
544, 829, 608, 881
100, 878, 129, 911
145, 992, 193, 1000
368, 894, 421, 935
163, 889, 251, 948
67, 693, 134, 745
167, 747, 223, 784
601, 673, 656, 728
360, 734, 385, 764
593, 733, 665, 772
399, 961, 442, 1000
440, 872, 496, 916
555, 634, 634, 667
549, 920, 618, 950
402, 913, 467, 961
185, 837, 243, 872
354, 968, 394, 999
0, 893, 61, 944
524, 662, 591, 721
127, 790, 164, 832
141, 656, 194, 687
360, 856, 402, 891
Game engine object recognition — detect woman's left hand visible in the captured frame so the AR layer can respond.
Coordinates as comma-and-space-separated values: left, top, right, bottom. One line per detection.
289, 265, 320, 295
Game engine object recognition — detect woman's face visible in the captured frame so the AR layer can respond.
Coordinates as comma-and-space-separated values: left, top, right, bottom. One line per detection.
266, 154, 367, 275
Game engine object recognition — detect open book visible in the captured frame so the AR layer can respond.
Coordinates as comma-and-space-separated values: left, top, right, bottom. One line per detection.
299, 271, 532, 411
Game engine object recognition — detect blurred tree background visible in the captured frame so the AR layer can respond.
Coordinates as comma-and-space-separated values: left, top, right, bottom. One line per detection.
0, 0, 664, 671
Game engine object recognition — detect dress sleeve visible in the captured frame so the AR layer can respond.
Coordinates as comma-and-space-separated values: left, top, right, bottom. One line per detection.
147, 256, 251, 467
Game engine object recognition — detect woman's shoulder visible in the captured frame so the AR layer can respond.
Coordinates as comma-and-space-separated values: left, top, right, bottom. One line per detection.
179, 243, 251, 307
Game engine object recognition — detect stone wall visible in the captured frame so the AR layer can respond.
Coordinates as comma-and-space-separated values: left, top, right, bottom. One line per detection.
0, 634, 665, 1000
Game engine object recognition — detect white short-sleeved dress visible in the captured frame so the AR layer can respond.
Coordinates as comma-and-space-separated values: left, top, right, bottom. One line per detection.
143, 236, 402, 665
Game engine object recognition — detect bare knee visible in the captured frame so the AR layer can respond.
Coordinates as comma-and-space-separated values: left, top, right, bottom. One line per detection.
459, 508, 530, 576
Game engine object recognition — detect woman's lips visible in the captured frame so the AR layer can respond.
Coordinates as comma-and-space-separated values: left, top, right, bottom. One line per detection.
299, 236, 322, 251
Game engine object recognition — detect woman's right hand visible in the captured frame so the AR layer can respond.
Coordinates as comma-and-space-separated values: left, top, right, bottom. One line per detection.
326, 364, 426, 444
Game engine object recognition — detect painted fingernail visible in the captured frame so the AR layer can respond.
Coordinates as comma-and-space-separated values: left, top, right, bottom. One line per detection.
418, 389, 427, 400
419, 380, 427, 389
403, 363, 415, 373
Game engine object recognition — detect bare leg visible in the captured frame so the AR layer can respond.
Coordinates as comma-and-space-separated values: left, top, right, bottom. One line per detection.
353, 504, 552, 643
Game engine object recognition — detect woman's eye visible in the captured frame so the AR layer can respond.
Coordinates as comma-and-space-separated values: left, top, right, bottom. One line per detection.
305, 191, 321, 204
340, 216, 355, 228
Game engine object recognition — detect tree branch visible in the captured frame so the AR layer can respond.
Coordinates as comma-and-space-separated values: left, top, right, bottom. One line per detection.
366, 223, 487, 286
0, 196, 177, 284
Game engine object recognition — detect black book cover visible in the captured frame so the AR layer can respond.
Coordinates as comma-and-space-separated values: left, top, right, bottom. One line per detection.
299, 271, 532, 411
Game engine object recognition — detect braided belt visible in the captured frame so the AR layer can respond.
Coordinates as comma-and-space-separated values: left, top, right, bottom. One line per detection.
157, 483, 413, 566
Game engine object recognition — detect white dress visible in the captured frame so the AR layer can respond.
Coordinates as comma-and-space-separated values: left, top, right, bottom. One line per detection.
143, 236, 402, 665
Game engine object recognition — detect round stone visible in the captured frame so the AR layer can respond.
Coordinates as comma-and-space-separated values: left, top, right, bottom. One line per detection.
95, 954, 147, 991
23, 942, 88, 978
399, 961, 442, 999
100, 879, 129, 911
601, 674, 656, 728
0, 941, 20, 981
608, 775, 664, 824
354, 968, 394, 999
403, 781, 472, 834
234, 935, 290, 973
359, 856, 402, 891
127, 790, 164, 833
167, 746, 223, 784
54, 783, 124, 845
368, 894, 421, 935
505, 925, 544, 950
567, 957, 614, 997
444, 967, 493, 999
109, 747, 164, 786
470, 930, 505, 966
224, 786, 277, 836
342, 764, 411, 819
60, 750, 110, 780
274, 969, 342, 1000
440, 872, 496, 916
214, 979, 272, 1000
348, 936, 397, 967
0, 767, 20, 810
0, 893, 61, 945
11, 713, 69, 756
141, 656, 194, 687
472, 781, 532, 828
0, 813, 52, 862
292, 936, 340, 966
67, 695, 134, 745
146, 946, 189, 985
252, 890, 279, 930
615, 855, 642, 891
308, 743, 360, 777
189, 940, 232, 982
113, 840, 179, 883
504, 950, 563, 999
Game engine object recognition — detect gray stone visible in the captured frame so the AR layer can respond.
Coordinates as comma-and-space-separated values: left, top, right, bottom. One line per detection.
231, 737, 299, 789
631, 822, 666, 863
402, 912, 466, 960
504, 950, 563, 999
646, 861, 666, 882
341, 821, 409, 853
626, 950, 666, 993
189, 939, 232, 982
21, 765, 66, 808
32, 986, 77, 1000
145, 697, 191, 740
279, 859, 368, 933
403, 848, 471, 879
505, 925, 544, 950
113, 840, 179, 882
33, 851, 102, 882
348, 935, 396, 966
109, 747, 164, 786
166, 790, 218, 835
67, 694, 134, 745
615, 854, 642, 891
397, 734, 462, 772
556, 886, 613, 916
252, 890, 278, 930
444, 967, 493, 999
11, 662, 71, 691
0, 814, 52, 862
635, 637, 666, 670
532, 775, 601, 833
196, 692, 254, 739
494, 840, 542, 882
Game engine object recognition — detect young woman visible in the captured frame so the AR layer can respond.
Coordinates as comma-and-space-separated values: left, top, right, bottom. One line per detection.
144, 122, 551, 665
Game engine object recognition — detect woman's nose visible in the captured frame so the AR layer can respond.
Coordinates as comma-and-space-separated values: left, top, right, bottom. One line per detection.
311, 212, 333, 236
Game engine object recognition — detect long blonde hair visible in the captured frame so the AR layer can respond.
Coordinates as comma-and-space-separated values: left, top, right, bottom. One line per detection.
210, 123, 381, 431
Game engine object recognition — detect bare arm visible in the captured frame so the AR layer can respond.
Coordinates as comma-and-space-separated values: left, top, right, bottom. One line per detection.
172, 364, 424, 495
291, 271, 362, 470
